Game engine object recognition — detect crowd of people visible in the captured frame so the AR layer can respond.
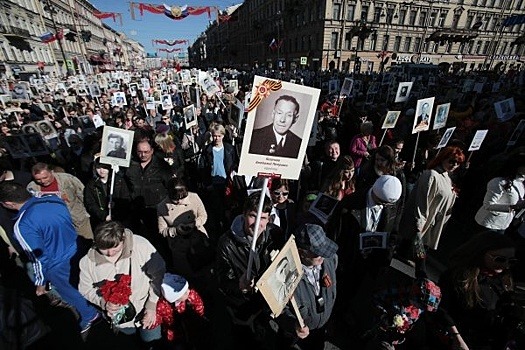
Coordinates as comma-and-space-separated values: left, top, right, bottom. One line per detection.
0, 65, 524, 350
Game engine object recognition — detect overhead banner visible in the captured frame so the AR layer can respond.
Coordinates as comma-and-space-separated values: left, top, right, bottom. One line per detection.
130, 2, 212, 20
152, 39, 188, 46
93, 11, 123, 25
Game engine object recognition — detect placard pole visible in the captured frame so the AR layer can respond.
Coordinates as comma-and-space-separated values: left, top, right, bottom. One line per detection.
379, 129, 388, 147
108, 164, 118, 220
246, 176, 270, 281
411, 132, 421, 171
290, 296, 306, 329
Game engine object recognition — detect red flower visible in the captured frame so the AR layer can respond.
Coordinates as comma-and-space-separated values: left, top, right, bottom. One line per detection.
99, 274, 132, 305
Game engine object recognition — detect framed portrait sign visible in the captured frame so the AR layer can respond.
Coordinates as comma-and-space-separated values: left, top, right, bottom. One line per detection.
161, 94, 173, 110
229, 79, 239, 93
238, 75, 321, 180
256, 235, 303, 317
198, 71, 220, 97
468, 129, 489, 151
394, 82, 413, 103
494, 97, 515, 122
188, 85, 201, 109
507, 119, 525, 147
339, 78, 354, 98
76, 84, 88, 96
36, 120, 58, 140
179, 70, 192, 85
0, 94, 12, 107
140, 78, 151, 90
22, 123, 40, 135
309, 192, 339, 224
183, 104, 197, 128
433, 103, 450, 130
436, 127, 456, 149
100, 126, 134, 168
146, 96, 156, 110
229, 98, 245, 130
412, 97, 435, 134
11, 83, 30, 101
359, 232, 389, 250
382, 111, 401, 129
112, 92, 127, 107
129, 83, 139, 97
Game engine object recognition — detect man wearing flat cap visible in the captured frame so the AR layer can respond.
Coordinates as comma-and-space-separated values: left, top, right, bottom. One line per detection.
277, 223, 338, 350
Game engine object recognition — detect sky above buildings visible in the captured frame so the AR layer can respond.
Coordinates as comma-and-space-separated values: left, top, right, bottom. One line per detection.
89, 0, 237, 55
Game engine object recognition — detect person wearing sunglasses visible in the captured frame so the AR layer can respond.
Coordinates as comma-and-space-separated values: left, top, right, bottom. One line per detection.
439, 231, 517, 349
399, 146, 465, 268
475, 153, 525, 235
270, 179, 296, 239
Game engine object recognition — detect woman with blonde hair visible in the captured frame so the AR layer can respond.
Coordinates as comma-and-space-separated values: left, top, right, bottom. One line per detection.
153, 132, 185, 179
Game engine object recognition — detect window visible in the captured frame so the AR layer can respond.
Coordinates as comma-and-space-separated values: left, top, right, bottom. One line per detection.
465, 15, 473, 29
361, 6, 369, 21
330, 32, 338, 49
347, 5, 355, 21
500, 42, 508, 54
459, 41, 467, 53
345, 32, 352, 49
446, 42, 453, 53
452, 14, 460, 29
438, 13, 447, 27
333, 3, 341, 20
414, 37, 421, 53
475, 41, 482, 54
404, 37, 412, 51
430, 12, 437, 26
398, 9, 407, 25
394, 36, 402, 51
369, 32, 377, 50
383, 35, 390, 51
357, 36, 365, 50
468, 40, 475, 53
432, 42, 439, 53
482, 41, 490, 54
409, 10, 417, 25
419, 11, 427, 26
374, 8, 382, 22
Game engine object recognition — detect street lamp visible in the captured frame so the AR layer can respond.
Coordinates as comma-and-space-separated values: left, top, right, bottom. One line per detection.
41, 0, 72, 77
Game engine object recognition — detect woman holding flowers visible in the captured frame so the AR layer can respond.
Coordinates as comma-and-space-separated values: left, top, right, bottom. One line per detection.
79, 221, 166, 346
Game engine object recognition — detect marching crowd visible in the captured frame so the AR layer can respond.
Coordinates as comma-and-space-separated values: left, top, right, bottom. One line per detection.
0, 65, 524, 350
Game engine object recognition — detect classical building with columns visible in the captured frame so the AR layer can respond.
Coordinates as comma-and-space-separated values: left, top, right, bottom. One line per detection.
0, 0, 145, 79
191, 0, 525, 73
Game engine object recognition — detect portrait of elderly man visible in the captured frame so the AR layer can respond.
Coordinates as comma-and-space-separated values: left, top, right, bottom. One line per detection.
106, 133, 127, 159
248, 94, 303, 158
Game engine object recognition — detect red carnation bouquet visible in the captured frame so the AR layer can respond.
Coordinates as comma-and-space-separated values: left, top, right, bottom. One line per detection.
99, 274, 135, 326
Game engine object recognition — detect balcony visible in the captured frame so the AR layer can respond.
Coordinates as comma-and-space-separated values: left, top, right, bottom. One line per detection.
8, 26, 31, 38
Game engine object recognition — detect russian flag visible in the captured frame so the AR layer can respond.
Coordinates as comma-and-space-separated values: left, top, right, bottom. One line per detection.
39, 32, 56, 44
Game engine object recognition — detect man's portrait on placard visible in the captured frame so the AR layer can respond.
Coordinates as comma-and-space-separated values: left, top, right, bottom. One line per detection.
22, 123, 39, 135
394, 82, 413, 103
100, 126, 134, 167
248, 93, 308, 158
36, 120, 58, 140
433, 103, 450, 130
183, 104, 197, 128
382, 111, 401, 129
12, 84, 30, 100
161, 94, 173, 110
413, 97, 435, 134
437, 127, 456, 149
340, 78, 354, 97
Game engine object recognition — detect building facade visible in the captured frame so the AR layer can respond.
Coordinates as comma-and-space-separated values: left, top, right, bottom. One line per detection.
0, 0, 145, 80
191, 0, 525, 73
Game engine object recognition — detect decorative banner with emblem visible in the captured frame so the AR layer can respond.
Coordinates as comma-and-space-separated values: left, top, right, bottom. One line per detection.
238, 76, 320, 180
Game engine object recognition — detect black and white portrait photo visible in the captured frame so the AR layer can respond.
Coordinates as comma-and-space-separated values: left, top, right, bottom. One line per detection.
11, 83, 30, 100
183, 104, 197, 128
239, 76, 320, 180
256, 236, 303, 316
468, 129, 489, 152
413, 97, 435, 134
112, 92, 127, 106
437, 127, 456, 149
382, 111, 401, 129
494, 98, 515, 122
394, 82, 413, 103
161, 94, 173, 110
433, 103, 450, 130
36, 120, 58, 140
340, 78, 354, 97
100, 126, 134, 167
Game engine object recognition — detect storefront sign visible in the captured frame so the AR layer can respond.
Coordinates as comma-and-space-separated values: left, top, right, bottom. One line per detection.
489, 55, 521, 61
394, 54, 432, 64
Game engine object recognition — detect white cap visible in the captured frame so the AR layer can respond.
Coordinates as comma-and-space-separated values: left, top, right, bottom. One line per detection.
372, 175, 402, 204
161, 273, 189, 303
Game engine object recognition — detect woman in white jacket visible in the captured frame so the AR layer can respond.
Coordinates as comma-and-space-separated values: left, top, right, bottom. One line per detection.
475, 154, 525, 234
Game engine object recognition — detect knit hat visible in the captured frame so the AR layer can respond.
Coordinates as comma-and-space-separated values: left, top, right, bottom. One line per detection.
372, 175, 402, 204
295, 224, 338, 258
161, 273, 189, 303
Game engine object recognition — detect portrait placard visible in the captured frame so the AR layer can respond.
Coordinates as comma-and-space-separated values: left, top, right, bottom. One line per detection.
340, 78, 354, 98
238, 76, 321, 180
112, 92, 127, 107
183, 104, 197, 128
328, 79, 339, 94
198, 71, 220, 97
11, 83, 30, 101
146, 96, 156, 110
229, 79, 239, 93
129, 83, 139, 97
229, 98, 245, 130
433, 103, 450, 130
468, 129, 489, 151
161, 94, 173, 110
309, 192, 339, 224
382, 111, 401, 129
436, 127, 456, 149
179, 70, 192, 85
412, 97, 435, 134
76, 84, 88, 96
188, 86, 200, 108
0, 94, 12, 107
494, 97, 515, 122
256, 236, 303, 317
359, 232, 389, 250
140, 78, 151, 90
394, 82, 413, 103
100, 126, 134, 167
36, 120, 58, 140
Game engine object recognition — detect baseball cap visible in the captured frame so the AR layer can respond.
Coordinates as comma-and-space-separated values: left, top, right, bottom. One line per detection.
295, 224, 338, 258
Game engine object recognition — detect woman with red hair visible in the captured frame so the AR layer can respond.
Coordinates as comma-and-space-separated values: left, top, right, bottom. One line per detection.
399, 146, 465, 261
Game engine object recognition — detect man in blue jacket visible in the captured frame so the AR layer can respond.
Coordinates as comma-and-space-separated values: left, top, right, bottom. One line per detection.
0, 182, 99, 337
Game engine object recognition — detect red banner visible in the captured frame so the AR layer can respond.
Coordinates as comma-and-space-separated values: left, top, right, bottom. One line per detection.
130, 2, 213, 20
152, 39, 188, 46
93, 11, 122, 25
157, 48, 182, 53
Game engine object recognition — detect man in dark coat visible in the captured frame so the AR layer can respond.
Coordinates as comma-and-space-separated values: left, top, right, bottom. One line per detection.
249, 95, 303, 158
